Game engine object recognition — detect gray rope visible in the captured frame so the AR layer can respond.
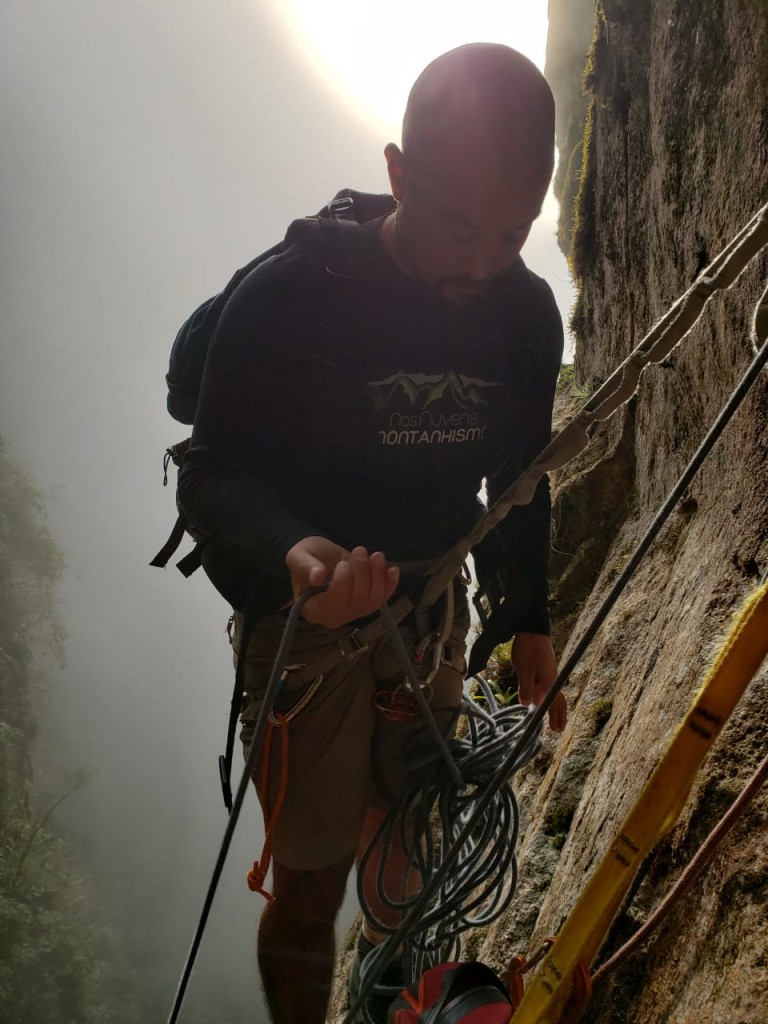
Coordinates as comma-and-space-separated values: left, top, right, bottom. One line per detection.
353, 679, 541, 1024
379, 601, 465, 789
166, 585, 327, 1024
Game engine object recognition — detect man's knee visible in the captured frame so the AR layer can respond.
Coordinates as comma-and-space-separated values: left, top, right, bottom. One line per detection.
269, 855, 353, 926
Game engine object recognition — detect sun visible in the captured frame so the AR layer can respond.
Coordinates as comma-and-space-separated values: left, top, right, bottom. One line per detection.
270, 1, 549, 141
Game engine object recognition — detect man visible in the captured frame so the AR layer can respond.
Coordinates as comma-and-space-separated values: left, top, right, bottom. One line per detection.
180, 42, 567, 1024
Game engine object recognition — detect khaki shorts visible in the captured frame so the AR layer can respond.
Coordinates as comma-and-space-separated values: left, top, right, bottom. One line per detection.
231, 596, 470, 871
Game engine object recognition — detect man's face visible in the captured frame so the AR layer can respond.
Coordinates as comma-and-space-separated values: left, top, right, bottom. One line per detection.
395, 141, 551, 305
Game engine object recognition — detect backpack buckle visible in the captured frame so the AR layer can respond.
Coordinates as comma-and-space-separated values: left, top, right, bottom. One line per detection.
327, 194, 355, 220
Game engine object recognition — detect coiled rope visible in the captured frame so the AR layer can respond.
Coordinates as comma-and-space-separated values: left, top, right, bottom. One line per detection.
353, 678, 542, 1021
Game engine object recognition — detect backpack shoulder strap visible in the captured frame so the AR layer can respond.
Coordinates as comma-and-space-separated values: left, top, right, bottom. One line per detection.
166, 240, 287, 424
283, 188, 397, 278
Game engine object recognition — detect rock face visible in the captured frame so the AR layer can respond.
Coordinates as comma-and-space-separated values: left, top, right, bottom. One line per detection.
331, 6, 767, 1022
470, 2, 768, 1022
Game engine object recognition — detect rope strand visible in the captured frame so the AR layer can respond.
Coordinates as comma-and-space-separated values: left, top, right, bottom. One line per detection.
592, 748, 768, 986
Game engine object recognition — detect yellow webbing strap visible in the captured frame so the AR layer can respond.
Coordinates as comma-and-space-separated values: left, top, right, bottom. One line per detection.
509, 578, 768, 1024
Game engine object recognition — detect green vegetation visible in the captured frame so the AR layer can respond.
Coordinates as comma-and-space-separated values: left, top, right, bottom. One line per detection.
557, 140, 584, 256
482, 675, 520, 708
551, 831, 567, 851
569, 14, 608, 284
558, 364, 598, 404
544, 803, 577, 852
0, 438, 143, 1024
568, 291, 591, 346
470, 641, 521, 708
582, 12, 608, 92
591, 696, 614, 734
569, 95, 598, 284
557, 363, 576, 392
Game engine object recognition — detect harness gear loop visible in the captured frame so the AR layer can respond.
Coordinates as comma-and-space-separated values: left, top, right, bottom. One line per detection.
246, 711, 289, 901
267, 673, 324, 726
247, 670, 324, 899
379, 602, 465, 789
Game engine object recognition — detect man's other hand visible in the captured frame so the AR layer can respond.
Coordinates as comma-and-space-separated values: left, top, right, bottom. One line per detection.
285, 538, 400, 628
511, 632, 567, 732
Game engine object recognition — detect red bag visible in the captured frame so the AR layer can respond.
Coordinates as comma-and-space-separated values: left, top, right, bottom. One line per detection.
389, 961, 512, 1024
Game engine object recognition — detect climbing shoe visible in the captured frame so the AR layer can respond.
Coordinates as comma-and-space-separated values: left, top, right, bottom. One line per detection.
347, 933, 406, 1024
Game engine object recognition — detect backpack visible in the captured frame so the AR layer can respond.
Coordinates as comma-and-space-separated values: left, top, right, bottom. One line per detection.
388, 962, 513, 1024
150, 189, 397, 578
150, 189, 396, 812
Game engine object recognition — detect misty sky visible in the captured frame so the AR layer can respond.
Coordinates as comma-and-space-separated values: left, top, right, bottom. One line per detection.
0, 2, 573, 1020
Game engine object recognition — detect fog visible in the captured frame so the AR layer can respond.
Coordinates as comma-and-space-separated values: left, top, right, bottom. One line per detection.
0, 2, 573, 1020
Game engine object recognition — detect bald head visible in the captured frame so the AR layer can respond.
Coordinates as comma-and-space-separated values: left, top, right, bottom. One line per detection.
402, 43, 555, 179
382, 44, 556, 304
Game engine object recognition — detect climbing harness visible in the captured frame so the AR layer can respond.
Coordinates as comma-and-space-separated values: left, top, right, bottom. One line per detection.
219, 573, 460, 812
219, 589, 417, 811
166, 204, 768, 1024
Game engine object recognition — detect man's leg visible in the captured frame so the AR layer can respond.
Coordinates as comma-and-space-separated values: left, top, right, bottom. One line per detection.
233, 612, 378, 1022
259, 854, 354, 1024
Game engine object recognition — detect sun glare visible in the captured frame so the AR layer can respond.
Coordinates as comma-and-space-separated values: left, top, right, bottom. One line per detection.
266, 0, 574, 358
272, 1, 549, 141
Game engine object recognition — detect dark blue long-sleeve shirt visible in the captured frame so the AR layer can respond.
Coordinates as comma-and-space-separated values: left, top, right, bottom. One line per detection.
179, 218, 563, 634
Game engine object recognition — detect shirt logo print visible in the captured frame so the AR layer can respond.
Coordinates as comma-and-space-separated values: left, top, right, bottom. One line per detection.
368, 370, 503, 447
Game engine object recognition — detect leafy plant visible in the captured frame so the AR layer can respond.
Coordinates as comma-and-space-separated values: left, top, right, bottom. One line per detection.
0, 437, 146, 1024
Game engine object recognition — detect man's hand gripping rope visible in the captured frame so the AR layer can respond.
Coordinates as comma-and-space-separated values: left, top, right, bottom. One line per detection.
285, 535, 567, 732
285, 537, 401, 628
